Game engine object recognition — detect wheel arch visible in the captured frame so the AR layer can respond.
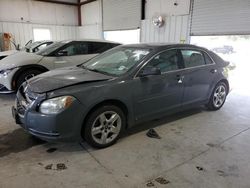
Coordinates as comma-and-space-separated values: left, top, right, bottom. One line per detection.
12, 64, 49, 90
219, 79, 230, 94
81, 99, 130, 135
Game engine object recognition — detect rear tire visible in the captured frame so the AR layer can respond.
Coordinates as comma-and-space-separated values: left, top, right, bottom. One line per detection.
207, 81, 228, 111
16, 69, 42, 91
83, 105, 126, 148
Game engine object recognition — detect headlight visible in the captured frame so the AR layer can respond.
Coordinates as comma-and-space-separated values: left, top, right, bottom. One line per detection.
0, 68, 16, 77
39, 96, 75, 114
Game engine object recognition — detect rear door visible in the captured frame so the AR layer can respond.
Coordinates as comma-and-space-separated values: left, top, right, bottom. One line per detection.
133, 49, 185, 121
88, 42, 120, 54
53, 42, 119, 69
180, 49, 217, 106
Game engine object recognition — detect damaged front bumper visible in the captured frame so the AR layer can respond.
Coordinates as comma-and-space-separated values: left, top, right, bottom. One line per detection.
12, 85, 85, 142
0, 67, 19, 93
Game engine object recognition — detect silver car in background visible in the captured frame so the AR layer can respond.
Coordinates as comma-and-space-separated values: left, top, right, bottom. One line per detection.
0, 40, 53, 60
0, 39, 120, 93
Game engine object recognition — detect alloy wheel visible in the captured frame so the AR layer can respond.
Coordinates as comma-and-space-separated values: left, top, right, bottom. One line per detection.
25, 74, 35, 81
91, 111, 122, 145
213, 85, 227, 108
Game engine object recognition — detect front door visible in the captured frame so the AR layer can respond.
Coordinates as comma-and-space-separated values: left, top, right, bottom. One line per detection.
133, 49, 184, 121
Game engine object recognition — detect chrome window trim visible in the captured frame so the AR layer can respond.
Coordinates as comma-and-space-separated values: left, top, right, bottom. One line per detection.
134, 47, 216, 79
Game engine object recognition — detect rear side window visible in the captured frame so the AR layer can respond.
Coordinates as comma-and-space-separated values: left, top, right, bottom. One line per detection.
88, 42, 118, 54
203, 52, 214, 64
181, 50, 206, 68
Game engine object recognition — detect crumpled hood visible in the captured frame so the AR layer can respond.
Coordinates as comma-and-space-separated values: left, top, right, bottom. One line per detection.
27, 66, 114, 93
0, 51, 43, 70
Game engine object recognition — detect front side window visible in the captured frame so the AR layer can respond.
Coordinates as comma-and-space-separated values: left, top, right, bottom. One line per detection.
36, 41, 69, 56
33, 42, 52, 52
145, 50, 179, 73
82, 47, 151, 76
181, 50, 206, 68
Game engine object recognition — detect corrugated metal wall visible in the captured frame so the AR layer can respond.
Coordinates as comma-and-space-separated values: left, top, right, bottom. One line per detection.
141, 0, 191, 43
141, 15, 190, 43
0, 22, 78, 47
191, 0, 250, 35
0, 0, 78, 26
79, 24, 102, 39
80, 0, 103, 39
102, 0, 141, 31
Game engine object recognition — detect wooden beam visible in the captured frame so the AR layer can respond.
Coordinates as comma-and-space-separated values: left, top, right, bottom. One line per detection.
78, 0, 82, 26
35, 0, 98, 6
34, 0, 78, 6
141, 0, 146, 20
79, 0, 97, 6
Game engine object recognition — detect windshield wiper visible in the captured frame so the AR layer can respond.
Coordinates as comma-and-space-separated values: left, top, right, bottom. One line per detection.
89, 68, 107, 74
79, 65, 112, 76
79, 64, 89, 70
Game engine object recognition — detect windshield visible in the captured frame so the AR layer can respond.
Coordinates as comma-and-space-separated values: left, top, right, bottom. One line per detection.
36, 41, 67, 56
20, 41, 42, 51
82, 47, 151, 76
26, 41, 42, 49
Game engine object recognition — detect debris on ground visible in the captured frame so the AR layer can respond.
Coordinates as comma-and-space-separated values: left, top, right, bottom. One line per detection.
196, 166, 204, 171
45, 164, 53, 170
46, 148, 57, 153
44, 163, 67, 170
146, 181, 155, 187
56, 163, 67, 170
217, 170, 226, 177
146, 129, 161, 139
155, 177, 170, 184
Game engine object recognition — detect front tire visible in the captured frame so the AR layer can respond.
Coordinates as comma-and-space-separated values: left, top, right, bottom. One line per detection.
83, 105, 126, 148
16, 69, 42, 91
207, 82, 228, 111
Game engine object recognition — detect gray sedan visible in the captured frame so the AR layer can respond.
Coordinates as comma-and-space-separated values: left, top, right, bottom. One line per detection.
13, 43, 229, 148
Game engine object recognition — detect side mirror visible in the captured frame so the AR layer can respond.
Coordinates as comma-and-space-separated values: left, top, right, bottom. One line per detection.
16, 44, 20, 50
33, 48, 38, 53
57, 50, 68, 56
138, 66, 161, 77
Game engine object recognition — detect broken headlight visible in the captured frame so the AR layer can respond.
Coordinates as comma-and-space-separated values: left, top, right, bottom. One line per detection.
39, 96, 75, 114
0, 67, 17, 77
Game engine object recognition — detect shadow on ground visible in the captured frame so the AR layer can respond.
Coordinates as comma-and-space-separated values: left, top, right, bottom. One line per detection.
0, 94, 15, 102
0, 107, 205, 156
123, 107, 204, 138
0, 128, 45, 157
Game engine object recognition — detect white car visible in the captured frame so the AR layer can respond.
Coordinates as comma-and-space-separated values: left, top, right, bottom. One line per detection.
0, 39, 120, 93
0, 40, 53, 60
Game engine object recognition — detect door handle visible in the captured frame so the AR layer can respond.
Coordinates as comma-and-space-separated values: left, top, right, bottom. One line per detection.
55, 60, 67, 64
210, 69, 217, 73
176, 75, 184, 84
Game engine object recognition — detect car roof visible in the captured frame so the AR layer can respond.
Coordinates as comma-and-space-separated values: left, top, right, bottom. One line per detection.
39, 40, 53, 43
121, 43, 209, 51
61, 39, 121, 44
